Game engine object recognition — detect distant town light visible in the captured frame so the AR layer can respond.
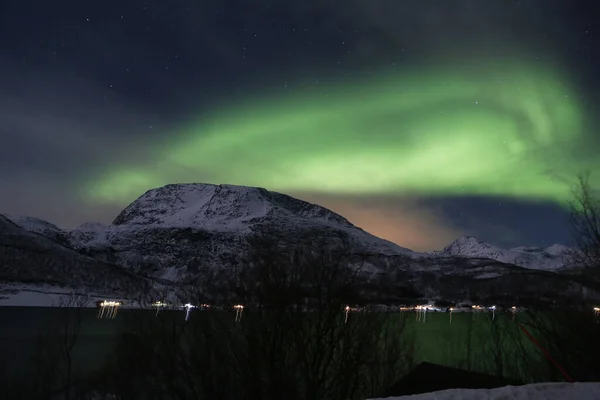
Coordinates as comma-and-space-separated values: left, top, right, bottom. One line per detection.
182, 303, 196, 321
152, 300, 168, 316
234, 304, 244, 322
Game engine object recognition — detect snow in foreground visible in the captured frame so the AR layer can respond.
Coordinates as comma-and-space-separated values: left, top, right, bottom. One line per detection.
368, 382, 600, 400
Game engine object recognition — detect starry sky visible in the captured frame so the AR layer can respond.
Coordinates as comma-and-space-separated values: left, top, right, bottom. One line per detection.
1, 0, 599, 251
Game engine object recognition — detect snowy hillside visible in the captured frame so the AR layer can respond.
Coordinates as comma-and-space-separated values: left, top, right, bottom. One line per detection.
91, 183, 415, 256
4, 214, 67, 243
436, 236, 572, 271
0, 214, 149, 302
68, 221, 110, 249
4, 214, 62, 235
368, 382, 600, 400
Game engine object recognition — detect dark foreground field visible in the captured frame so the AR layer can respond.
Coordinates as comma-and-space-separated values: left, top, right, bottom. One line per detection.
1, 307, 599, 399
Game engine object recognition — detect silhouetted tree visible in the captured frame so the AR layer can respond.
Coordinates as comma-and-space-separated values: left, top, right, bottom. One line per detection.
97, 226, 415, 400
568, 173, 600, 284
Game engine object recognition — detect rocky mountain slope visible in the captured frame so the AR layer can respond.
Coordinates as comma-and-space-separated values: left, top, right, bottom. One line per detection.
1, 183, 595, 306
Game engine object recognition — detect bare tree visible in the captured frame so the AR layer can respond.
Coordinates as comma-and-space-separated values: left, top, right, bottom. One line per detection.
59, 294, 90, 399
567, 173, 600, 280
28, 293, 91, 399
98, 226, 415, 400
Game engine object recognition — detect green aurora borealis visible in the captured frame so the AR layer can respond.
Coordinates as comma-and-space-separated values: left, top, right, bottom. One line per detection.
86, 61, 595, 207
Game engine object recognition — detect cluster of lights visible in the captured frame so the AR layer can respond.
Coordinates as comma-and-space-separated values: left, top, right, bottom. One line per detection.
110, 299, 536, 324
97, 300, 122, 319
594, 307, 600, 314
146, 301, 244, 321
100, 301, 122, 307
415, 305, 432, 322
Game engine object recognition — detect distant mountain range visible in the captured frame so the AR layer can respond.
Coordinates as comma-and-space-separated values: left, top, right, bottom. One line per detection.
436, 236, 572, 271
0, 183, 595, 306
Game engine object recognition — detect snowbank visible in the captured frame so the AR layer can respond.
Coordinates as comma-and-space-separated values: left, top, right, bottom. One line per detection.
369, 382, 600, 400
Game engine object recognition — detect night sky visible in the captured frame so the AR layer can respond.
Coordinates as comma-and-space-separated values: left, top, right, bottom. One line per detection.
1, 0, 599, 251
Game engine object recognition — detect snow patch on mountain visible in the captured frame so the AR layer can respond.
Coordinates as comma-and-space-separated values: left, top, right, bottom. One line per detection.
437, 236, 571, 270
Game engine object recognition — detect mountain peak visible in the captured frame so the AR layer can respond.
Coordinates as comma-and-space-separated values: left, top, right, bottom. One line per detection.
103, 182, 416, 259
111, 183, 355, 231
453, 235, 483, 243
442, 236, 496, 257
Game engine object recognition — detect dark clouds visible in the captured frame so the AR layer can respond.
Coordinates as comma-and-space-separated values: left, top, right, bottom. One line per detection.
0, 0, 598, 249
289, 0, 565, 58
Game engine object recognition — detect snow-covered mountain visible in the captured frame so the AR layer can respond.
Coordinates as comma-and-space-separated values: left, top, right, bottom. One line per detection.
60, 183, 416, 282
436, 236, 572, 271
1, 183, 594, 306
107, 183, 414, 255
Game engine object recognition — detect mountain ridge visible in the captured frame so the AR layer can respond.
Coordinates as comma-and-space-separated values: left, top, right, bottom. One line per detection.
0, 183, 591, 306
436, 235, 572, 271
4, 185, 573, 271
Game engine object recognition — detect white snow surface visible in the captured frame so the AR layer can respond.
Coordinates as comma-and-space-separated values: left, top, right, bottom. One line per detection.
369, 382, 600, 400
436, 236, 572, 271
